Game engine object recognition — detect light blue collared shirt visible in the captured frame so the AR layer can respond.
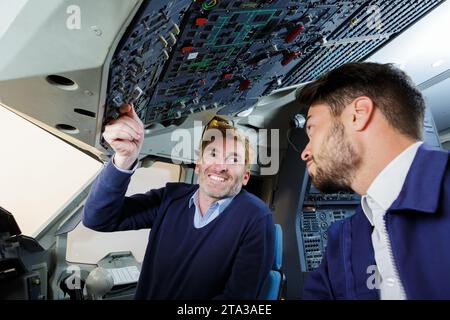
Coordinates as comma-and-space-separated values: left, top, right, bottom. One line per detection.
189, 189, 235, 229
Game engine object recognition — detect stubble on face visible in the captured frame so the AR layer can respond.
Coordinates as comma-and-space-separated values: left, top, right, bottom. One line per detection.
197, 137, 249, 200
311, 121, 361, 193
198, 166, 246, 200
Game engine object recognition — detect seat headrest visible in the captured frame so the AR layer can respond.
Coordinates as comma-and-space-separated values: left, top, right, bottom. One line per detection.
273, 224, 282, 270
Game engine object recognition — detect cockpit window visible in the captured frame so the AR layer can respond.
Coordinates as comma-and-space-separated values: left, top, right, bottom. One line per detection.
0, 105, 102, 236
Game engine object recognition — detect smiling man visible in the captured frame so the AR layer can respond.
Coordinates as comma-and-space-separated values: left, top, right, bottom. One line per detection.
83, 106, 274, 299
297, 62, 450, 300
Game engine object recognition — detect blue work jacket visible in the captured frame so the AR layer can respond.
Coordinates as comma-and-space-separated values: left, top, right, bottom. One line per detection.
303, 144, 450, 299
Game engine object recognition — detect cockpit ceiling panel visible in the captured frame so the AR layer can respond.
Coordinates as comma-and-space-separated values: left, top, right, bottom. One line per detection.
105, 0, 444, 130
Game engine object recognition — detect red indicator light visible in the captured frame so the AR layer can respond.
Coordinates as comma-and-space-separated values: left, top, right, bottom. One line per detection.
239, 79, 251, 91
285, 24, 305, 43
195, 18, 209, 26
181, 46, 194, 54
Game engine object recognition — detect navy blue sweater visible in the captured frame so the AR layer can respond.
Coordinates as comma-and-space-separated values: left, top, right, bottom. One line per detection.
83, 161, 275, 299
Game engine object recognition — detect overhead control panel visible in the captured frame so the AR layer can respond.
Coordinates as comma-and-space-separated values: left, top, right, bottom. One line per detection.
105, 0, 444, 130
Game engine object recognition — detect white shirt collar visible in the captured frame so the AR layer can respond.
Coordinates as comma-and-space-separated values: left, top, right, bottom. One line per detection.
362, 141, 423, 225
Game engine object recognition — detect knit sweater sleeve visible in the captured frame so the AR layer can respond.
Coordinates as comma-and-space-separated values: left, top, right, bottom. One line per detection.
83, 160, 165, 232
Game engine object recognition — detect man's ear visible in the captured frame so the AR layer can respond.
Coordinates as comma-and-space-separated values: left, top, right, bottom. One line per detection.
194, 158, 201, 174
241, 170, 251, 186
350, 96, 374, 131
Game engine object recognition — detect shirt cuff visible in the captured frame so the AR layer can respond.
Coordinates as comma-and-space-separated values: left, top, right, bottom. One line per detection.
111, 154, 139, 173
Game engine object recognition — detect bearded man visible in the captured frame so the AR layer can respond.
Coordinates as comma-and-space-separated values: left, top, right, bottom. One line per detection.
297, 62, 450, 300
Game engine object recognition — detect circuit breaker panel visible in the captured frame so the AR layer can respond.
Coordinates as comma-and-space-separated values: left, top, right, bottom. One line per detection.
104, 0, 444, 131
299, 183, 360, 272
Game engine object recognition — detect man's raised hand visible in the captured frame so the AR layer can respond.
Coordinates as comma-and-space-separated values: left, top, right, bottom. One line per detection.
103, 103, 144, 170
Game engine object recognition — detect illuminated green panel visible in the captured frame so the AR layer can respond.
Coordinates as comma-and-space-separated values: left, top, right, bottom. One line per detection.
216, 47, 236, 70
205, 9, 277, 48
188, 58, 212, 69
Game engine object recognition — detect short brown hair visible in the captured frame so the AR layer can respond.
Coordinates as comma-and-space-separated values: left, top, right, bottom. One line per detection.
200, 117, 254, 169
295, 62, 425, 140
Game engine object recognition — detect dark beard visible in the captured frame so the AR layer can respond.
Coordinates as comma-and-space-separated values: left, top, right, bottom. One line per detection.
312, 167, 354, 193
311, 121, 361, 194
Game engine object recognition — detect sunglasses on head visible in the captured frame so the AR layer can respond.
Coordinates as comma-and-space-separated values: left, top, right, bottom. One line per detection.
201, 116, 233, 139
